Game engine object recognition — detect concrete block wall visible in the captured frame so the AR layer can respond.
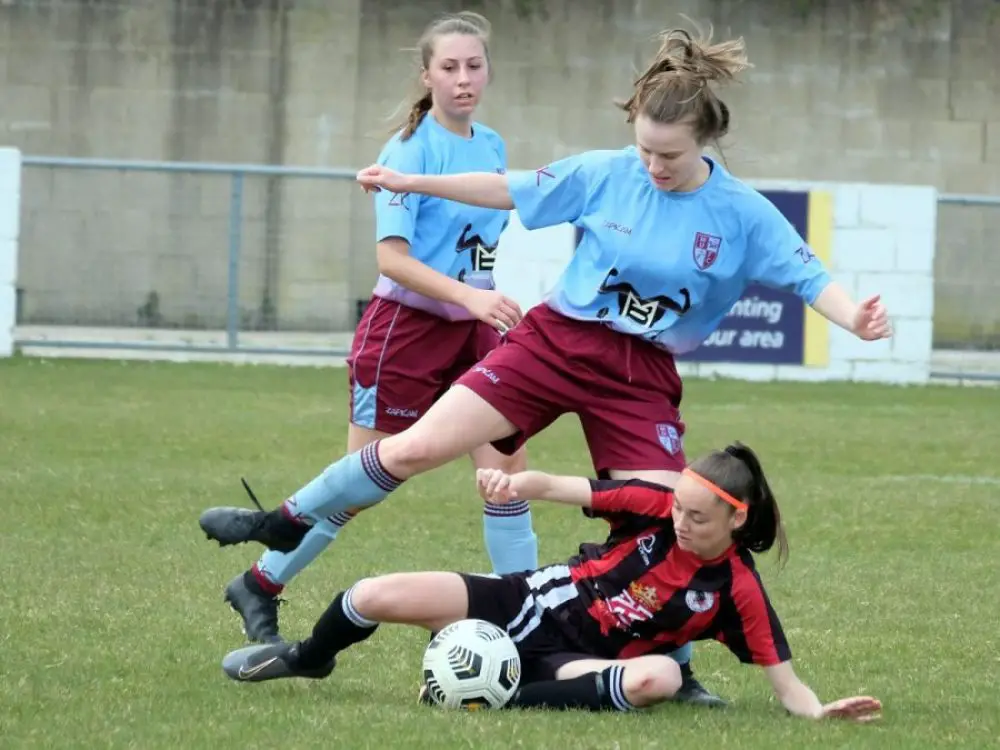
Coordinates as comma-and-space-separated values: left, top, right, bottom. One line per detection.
0, 0, 995, 340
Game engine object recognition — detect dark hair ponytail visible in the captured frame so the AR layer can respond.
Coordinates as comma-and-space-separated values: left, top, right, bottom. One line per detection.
688, 441, 788, 567
400, 92, 433, 141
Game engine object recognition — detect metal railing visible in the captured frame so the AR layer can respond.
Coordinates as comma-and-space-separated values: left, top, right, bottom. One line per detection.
932, 192, 1000, 381
15, 156, 367, 357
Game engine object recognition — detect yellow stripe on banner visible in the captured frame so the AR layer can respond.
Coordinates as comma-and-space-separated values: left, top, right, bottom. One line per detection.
804, 191, 833, 367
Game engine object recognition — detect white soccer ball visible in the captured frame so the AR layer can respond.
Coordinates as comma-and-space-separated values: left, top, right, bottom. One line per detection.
421, 618, 522, 710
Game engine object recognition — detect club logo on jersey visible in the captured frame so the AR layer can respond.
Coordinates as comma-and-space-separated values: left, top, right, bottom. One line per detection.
628, 581, 660, 611
596, 582, 664, 632
605, 591, 654, 628
685, 590, 716, 613
656, 423, 682, 455
693, 232, 722, 270
637, 534, 656, 565
455, 223, 498, 273
388, 191, 411, 211
596, 268, 691, 328
795, 245, 816, 264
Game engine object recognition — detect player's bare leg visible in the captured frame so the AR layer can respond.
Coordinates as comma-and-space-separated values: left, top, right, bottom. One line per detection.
376, 385, 519, 477
221, 573, 471, 683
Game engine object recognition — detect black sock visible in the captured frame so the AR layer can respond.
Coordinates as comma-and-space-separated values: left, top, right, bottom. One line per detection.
679, 661, 693, 680
295, 586, 379, 669
506, 666, 635, 712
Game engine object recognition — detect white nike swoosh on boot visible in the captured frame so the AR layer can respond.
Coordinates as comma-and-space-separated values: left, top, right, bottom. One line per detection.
237, 656, 279, 680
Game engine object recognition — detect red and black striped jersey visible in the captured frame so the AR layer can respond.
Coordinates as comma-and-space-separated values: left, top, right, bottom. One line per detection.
560, 478, 791, 667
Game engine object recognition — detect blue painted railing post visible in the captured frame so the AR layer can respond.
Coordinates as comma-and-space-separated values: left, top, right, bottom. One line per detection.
226, 172, 244, 351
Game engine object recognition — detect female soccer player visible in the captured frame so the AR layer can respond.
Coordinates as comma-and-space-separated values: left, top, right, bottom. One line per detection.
200, 11, 538, 644
219, 442, 882, 723
199, 24, 892, 704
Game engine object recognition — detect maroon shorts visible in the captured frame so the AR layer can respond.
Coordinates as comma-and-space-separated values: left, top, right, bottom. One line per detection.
454, 304, 686, 475
347, 296, 501, 434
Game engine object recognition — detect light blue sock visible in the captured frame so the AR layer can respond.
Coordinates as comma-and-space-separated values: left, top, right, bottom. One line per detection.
483, 501, 539, 574
282, 442, 401, 523
670, 642, 693, 666
257, 512, 354, 586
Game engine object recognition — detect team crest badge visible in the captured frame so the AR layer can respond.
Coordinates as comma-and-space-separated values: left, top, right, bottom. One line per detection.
685, 590, 715, 613
692, 232, 722, 270
656, 423, 682, 455
628, 581, 660, 611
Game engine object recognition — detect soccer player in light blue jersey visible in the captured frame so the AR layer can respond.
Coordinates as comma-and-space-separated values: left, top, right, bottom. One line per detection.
200, 11, 538, 646
201, 25, 891, 707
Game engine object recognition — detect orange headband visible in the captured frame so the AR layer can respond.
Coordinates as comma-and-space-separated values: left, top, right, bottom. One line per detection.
682, 468, 748, 512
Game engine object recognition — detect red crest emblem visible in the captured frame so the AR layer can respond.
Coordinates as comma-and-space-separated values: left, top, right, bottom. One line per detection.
692, 232, 722, 270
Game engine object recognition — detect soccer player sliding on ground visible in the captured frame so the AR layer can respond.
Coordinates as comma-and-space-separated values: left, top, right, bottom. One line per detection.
220, 442, 882, 723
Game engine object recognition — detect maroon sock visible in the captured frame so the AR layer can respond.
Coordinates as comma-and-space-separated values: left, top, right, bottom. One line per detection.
248, 563, 284, 596
279, 498, 312, 526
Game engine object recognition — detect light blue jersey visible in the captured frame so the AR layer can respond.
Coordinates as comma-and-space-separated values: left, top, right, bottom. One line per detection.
372, 114, 509, 321
507, 148, 832, 354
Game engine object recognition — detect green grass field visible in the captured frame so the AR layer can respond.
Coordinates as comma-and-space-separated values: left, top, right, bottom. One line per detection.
2, 357, 998, 749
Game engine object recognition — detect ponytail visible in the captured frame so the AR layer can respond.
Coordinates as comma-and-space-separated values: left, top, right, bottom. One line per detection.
688, 441, 788, 567
399, 91, 433, 141
725, 443, 788, 566
615, 21, 749, 145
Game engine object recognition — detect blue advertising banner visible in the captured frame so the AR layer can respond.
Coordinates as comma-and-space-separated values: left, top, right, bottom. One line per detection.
677, 190, 832, 367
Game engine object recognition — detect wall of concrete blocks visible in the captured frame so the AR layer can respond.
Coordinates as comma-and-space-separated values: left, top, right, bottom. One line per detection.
0, 0, 996, 341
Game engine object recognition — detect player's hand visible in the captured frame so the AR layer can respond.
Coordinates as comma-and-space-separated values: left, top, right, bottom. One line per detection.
821, 696, 882, 722
461, 288, 523, 334
356, 164, 410, 195
852, 294, 892, 341
477, 468, 518, 504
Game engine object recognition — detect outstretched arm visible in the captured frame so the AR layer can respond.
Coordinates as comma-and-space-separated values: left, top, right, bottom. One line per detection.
725, 568, 881, 723
764, 662, 824, 718
765, 662, 882, 722
477, 470, 674, 518
746, 198, 891, 342
478, 469, 593, 507
359, 165, 514, 210
360, 152, 601, 230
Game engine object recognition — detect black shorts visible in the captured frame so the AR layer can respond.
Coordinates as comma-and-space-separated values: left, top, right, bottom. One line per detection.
460, 566, 598, 684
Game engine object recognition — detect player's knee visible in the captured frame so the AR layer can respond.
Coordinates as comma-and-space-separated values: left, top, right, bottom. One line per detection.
621, 656, 683, 707
348, 576, 397, 620
378, 432, 445, 478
